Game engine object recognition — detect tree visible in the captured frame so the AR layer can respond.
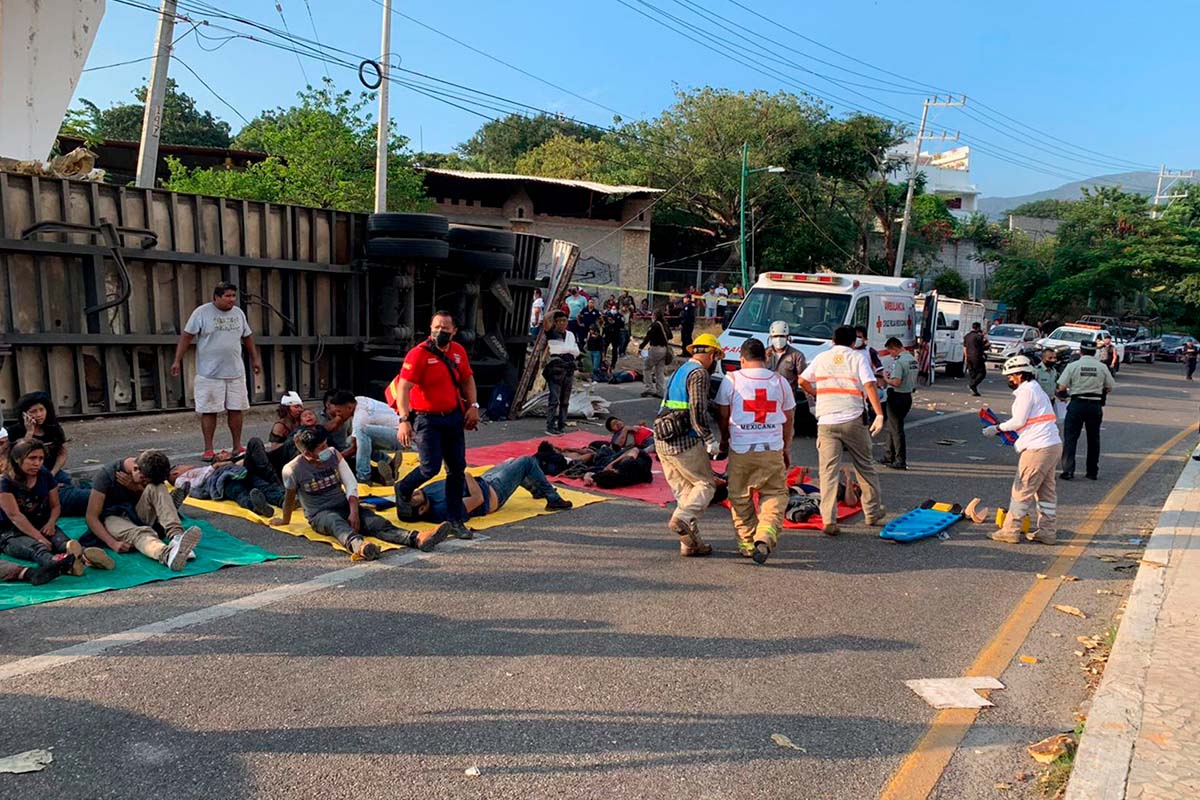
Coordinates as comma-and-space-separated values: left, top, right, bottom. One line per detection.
930, 268, 970, 298
456, 114, 604, 172
514, 134, 638, 184
620, 87, 829, 272
1006, 198, 1077, 219
62, 79, 232, 147
164, 83, 426, 212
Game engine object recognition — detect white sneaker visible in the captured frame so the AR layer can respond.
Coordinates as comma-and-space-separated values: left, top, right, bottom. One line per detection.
161, 526, 202, 571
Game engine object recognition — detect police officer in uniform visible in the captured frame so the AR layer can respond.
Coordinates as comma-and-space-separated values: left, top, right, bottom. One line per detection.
1034, 348, 1061, 420
1056, 339, 1114, 481
765, 320, 812, 436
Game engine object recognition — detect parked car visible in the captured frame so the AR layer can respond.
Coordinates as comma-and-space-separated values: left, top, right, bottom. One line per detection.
985, 324, 1042, 362
1159, 333, 1198, 362
1037, 325, 1125, 363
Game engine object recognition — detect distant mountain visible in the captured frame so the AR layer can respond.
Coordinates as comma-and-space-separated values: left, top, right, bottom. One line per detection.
977, 171, 1168, 220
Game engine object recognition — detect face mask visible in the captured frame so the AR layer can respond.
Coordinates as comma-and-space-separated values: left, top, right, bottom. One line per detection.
770, 337, 788, 349
433, 330, 452, 348
1007, 379, 1020, 390
855, 338, 865, 348
317, 447, 336, 463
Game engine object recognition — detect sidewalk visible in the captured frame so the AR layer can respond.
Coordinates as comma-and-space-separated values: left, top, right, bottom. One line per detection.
1066, 442, 1200, 799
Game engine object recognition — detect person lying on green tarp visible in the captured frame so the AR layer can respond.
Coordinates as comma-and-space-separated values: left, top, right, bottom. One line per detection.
0, 558, 72, 586
396, 455, 573, 530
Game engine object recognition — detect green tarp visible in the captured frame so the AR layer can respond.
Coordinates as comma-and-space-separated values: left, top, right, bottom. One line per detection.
0, 516, 289, 611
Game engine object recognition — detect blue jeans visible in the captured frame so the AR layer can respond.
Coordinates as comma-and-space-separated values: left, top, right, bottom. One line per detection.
53, 470, 93, 517
354, 422, 402, 482
394, 410, 468, 523
590, 351, 603, 375
482, 456, 562, 510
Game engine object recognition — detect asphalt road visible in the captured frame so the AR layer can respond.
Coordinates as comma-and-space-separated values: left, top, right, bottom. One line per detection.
1, 361, 1195, 799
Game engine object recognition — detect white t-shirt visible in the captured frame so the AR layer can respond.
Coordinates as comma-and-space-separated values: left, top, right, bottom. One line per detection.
351, 395, 399, 432
715, 367, 796, 452
547, 330, 580, 356
715, 286, 729, 307
184, 303, 252, 379
529, 296, 545, 327
801, 347, 878, 426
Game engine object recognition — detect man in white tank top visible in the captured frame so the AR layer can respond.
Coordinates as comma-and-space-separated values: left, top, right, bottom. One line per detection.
715, 338, 795, 565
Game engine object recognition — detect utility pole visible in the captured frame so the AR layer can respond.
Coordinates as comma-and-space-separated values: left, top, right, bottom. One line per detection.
134, 0, 178, 189
894, 95, 964, 277
1151, 164, 1195, 219
373, 0, 393, 213
739, 142, 749, 291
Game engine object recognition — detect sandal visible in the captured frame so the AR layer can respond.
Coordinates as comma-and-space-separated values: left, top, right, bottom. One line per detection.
201, 450, 216, 462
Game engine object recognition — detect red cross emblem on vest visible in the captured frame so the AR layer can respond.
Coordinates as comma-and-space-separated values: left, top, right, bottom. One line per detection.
742, 388, 777, 423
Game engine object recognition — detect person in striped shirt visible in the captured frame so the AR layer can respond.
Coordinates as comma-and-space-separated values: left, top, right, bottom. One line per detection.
982, 355, 1063, 545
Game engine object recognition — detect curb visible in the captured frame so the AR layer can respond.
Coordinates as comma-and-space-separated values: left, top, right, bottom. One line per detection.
1064, 441, 1200, 799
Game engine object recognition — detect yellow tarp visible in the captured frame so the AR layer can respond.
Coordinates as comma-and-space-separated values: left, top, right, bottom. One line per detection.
181, 463, 604, 554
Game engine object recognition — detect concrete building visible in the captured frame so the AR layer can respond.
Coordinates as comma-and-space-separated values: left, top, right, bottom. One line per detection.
890, 143, 979, 219
1008, 214, 1062, 241
421, 168, 661, 290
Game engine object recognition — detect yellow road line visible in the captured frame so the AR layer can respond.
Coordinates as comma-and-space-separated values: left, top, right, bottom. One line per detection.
879, 425, 1195, 800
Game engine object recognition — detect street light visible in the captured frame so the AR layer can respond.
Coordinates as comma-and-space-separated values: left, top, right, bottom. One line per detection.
740, 142, 785, 290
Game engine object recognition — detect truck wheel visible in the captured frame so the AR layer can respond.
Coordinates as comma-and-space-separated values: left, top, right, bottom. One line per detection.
367, 213, 449, 239
365, 237, 449, 261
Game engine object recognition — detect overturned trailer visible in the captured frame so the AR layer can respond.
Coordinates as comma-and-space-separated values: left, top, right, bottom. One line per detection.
0, 172, 565, 419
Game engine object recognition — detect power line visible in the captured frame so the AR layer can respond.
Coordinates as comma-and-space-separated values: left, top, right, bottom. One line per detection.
299, 0, 333, 83
81, 21, 199, 72
270, 0, 310, 85
174, 55, 251, 124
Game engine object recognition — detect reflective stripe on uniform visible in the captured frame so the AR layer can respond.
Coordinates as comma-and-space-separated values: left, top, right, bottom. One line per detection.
1016, 413, 1057, 431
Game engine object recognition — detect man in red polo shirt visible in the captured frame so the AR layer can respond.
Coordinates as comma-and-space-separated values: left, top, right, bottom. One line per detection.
389, 311, 480, 537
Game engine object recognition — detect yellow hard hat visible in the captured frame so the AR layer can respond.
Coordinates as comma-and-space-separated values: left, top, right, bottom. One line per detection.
688, 333, 722, 354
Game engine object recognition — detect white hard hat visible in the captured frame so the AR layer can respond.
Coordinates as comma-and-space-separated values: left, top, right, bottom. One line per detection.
769, 320, 790, 337
280, 391, 303, 407
1002, 355, 1033, 375
0, 426, 7, 441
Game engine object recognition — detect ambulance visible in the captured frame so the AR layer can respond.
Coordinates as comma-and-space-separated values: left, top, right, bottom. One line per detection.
716, 271, 919, 377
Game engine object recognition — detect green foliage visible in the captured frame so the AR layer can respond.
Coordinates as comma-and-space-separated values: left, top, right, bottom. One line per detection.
987, 186, 1200, 329
930, 268, 970, 298
164, 83, 426, 212
1006, 198, 1077, 219
456, 113, 603, 172
514, 134, 639, 183
62, 79, 232, 147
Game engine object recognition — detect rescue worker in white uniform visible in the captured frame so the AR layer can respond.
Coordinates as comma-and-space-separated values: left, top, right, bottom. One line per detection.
797, 325, 887, 535
715, 337, 795, 565
983, 355, 1063, 544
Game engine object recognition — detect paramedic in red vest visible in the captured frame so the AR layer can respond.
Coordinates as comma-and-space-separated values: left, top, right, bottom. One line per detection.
715, 337, 795, 565
391, 311, 479, 539
797, 325, 886, 535
983, 354, 1062, 545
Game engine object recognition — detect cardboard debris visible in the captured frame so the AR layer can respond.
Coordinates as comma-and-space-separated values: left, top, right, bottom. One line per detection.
1036, 573, 1048, 580
771, 733, 806, 752
464, 766, 481, 776
1027, 733, 1075, 764
1053, 604, 1086, 619
905, 677, 1004, 709
1077, 636, 1100, 650
1061, 575, 1079, 582
0, 749, 53, 774
1019, 655, 1040, 664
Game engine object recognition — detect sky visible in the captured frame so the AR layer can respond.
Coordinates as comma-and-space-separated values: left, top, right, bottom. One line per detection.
72, 0, 1200, 199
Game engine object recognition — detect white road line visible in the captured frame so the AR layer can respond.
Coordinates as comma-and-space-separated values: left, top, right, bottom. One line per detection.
0, 536, 488, 681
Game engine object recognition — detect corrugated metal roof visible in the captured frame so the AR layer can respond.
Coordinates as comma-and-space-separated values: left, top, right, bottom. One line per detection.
420, 167, 663, 196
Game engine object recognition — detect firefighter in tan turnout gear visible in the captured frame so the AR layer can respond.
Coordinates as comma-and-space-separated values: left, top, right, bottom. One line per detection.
715, 337, 795, 565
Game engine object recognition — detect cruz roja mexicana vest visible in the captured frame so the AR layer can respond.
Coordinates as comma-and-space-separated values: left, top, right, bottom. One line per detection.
724, 368, 793, 451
